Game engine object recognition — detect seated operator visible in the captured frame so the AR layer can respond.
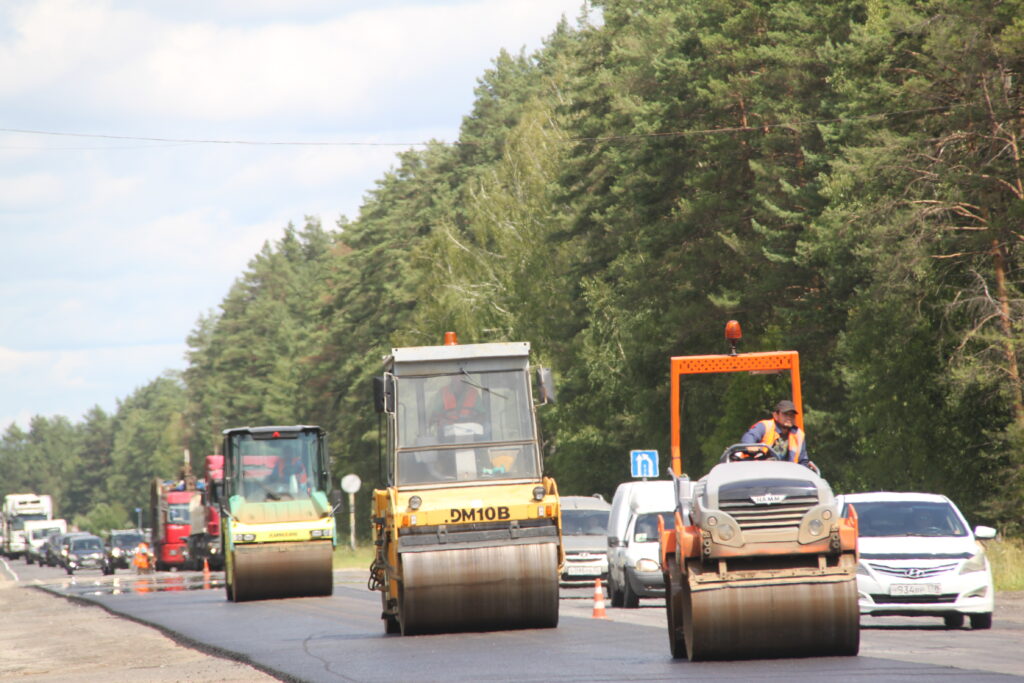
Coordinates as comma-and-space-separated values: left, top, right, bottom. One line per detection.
430, 375, 484, 437
740, 399, 818, 472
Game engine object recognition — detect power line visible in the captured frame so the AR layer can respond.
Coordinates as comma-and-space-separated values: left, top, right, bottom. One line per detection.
0, 102, 998, 150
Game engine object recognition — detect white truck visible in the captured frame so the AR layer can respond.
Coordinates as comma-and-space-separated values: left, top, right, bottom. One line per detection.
23, 518, 67, 564
2, 494, 54, 559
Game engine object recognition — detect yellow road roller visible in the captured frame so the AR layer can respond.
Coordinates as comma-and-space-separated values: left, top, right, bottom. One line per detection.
369, 332, 562, 635
218, 425, 336, 601
660, 321, 860, 660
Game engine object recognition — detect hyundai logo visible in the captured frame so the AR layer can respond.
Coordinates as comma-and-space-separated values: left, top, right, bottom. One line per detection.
751, 493, 787, 505
903, 568, 926, 579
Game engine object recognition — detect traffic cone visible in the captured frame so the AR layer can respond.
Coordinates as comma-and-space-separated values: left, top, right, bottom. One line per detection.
202, 558, 211, 590
592, 578, 608, 619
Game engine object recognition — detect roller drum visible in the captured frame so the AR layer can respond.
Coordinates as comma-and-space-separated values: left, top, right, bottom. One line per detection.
399, 542, 559, 635
231, 541, 333, 602
683, 566, 859, 660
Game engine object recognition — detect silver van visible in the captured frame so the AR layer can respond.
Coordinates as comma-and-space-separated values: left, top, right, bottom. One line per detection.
606, 480, 678, 607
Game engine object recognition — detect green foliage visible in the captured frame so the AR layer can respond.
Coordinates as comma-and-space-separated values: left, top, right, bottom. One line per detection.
73, 502, 132, 537
5, 0, 1023, 534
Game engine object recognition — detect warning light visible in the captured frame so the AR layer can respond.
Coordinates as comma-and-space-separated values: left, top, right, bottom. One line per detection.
272, 431, 280, 438
725, 320, 742, 356
443, 331, 458, 346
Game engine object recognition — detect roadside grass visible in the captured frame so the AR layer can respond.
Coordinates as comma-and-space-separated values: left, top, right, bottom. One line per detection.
988, 537, 1024, 591
333, 545, 375, 570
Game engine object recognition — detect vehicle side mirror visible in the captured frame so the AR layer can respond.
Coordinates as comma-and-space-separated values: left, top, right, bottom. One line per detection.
974, 525, 997, 540
536, 367, 557, 404
607, 536, 619, 548
373, 375, 395, 413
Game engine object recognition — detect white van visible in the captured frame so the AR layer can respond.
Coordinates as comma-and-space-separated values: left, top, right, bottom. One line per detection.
606, 480, 678, 608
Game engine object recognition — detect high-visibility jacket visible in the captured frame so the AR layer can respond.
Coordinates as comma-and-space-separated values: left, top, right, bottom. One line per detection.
441, 386, 479, 422
741, 419, 807, 465
273, 456, 308, 484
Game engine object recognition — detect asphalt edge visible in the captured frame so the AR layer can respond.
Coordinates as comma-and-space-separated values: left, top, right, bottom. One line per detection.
29, 583, 302, 683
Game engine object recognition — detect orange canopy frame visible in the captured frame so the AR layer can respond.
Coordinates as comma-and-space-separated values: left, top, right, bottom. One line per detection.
669, 349, 802, 477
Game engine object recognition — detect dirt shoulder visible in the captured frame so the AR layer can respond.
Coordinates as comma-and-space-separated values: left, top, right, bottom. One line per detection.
0, 579, 278, 682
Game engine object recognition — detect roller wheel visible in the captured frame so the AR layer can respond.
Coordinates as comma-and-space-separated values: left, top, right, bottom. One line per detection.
682, 559, 859, 661
225, 563, 236, 602
943, 614, 964, 628
609, 574, 624, 608
970, 613, 992, 630
665, 557, 687, 659
622, 574, 640, 608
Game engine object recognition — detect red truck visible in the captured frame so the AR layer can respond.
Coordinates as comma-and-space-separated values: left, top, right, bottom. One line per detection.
187, 455, 224, 571
150, 476, 196, 571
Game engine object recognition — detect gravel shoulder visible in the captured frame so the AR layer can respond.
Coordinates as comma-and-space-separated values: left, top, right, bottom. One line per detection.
0, 575, 278, 682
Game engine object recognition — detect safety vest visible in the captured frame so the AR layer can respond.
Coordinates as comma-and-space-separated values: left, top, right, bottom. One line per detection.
755, 419, 804, 463
441, 386, 478, 421
274, 456, 308, 484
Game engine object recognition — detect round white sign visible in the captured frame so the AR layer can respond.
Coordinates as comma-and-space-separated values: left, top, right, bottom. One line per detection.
340, 473, 362, 494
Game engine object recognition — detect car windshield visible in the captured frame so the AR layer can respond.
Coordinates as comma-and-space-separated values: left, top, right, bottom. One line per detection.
230, 429, 321, 501
393, 370, 540, 485
112, 533, 143, 547
562, 509, 609, 536
32, 527, 61, 540
633, 512, 675, 543
166, 503, 190, 524
71, 538, 103, 552
846, 500, 968, 537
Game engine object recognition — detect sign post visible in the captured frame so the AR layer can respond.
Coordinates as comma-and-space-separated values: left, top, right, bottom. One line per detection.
135, 507, 142, 531
340, 474, 362, 551
630, 450, 659, 479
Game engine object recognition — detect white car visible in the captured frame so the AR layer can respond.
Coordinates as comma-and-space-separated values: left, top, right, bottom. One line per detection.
836, 492, 995, 629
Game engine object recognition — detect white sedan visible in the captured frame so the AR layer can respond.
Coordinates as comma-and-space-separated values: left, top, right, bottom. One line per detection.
836, 491, 995, 629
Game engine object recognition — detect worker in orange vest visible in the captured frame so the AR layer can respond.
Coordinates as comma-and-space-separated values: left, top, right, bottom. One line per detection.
134, 541, 153, 573
740, 399, 817, 471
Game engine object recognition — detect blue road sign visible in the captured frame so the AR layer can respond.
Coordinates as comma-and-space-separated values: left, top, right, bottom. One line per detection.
630, 450, 659, 478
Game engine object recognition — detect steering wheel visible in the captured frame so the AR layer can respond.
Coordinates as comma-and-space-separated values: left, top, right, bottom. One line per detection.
720, 443, 775, 463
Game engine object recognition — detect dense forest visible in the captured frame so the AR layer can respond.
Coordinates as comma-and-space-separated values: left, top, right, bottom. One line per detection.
2, 0, 1021, 536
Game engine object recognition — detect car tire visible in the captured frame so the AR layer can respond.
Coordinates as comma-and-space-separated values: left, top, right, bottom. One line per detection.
943, 614, 964, 628
608, 574, 624, 608
623, 575, 640, 608
970, 613, 992, 630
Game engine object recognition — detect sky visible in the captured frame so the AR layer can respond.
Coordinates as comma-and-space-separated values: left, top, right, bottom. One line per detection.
0, 0, 592, 430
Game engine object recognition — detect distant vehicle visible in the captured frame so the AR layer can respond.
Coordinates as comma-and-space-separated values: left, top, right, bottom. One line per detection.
53, 531, 92, 569
64, 534, 114, 575
837, 492, 995, 629
607, 480, 676, 608
105, 530, 146, 569
559, 495, 612, 585
187, 455, 225, 570
151, 476, 196, 571
2, 494, 53, 559
23, 519, 67, 564
41, 531, 66, 567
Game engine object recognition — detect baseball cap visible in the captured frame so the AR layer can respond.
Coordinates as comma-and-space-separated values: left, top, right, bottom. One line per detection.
774, 399, 798, 414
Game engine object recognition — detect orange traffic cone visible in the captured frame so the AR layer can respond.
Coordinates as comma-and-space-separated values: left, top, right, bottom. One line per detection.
202, 558, 211, 590
592, 578, 608, 619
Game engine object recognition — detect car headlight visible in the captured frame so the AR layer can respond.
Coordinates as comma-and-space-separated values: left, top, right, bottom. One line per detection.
112, 548, 122, 557
635, 558, 660, 573
311, 529, 332, 538
960, 551, 988, 574
233, 533, 256, 542
808, 519, 824, 536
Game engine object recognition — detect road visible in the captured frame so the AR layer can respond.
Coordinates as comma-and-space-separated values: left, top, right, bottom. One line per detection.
6, 558, 1023, 682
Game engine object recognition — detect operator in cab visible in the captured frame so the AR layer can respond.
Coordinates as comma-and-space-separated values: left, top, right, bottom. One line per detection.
740, 399, 818, 472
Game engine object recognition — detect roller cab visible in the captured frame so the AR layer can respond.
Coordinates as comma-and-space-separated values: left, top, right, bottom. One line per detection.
661, 322, 859, 661
219, 425, 336, 602
369, 334, 562, 635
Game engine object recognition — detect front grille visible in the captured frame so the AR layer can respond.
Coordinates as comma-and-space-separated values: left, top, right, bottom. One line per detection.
719, 495, 817, 530
869, 562, 958, 579
871, 593, 958, 604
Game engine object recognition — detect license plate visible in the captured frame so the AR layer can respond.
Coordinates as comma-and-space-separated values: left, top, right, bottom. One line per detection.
566, 566, 599, 576
890, 583, 941, 596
